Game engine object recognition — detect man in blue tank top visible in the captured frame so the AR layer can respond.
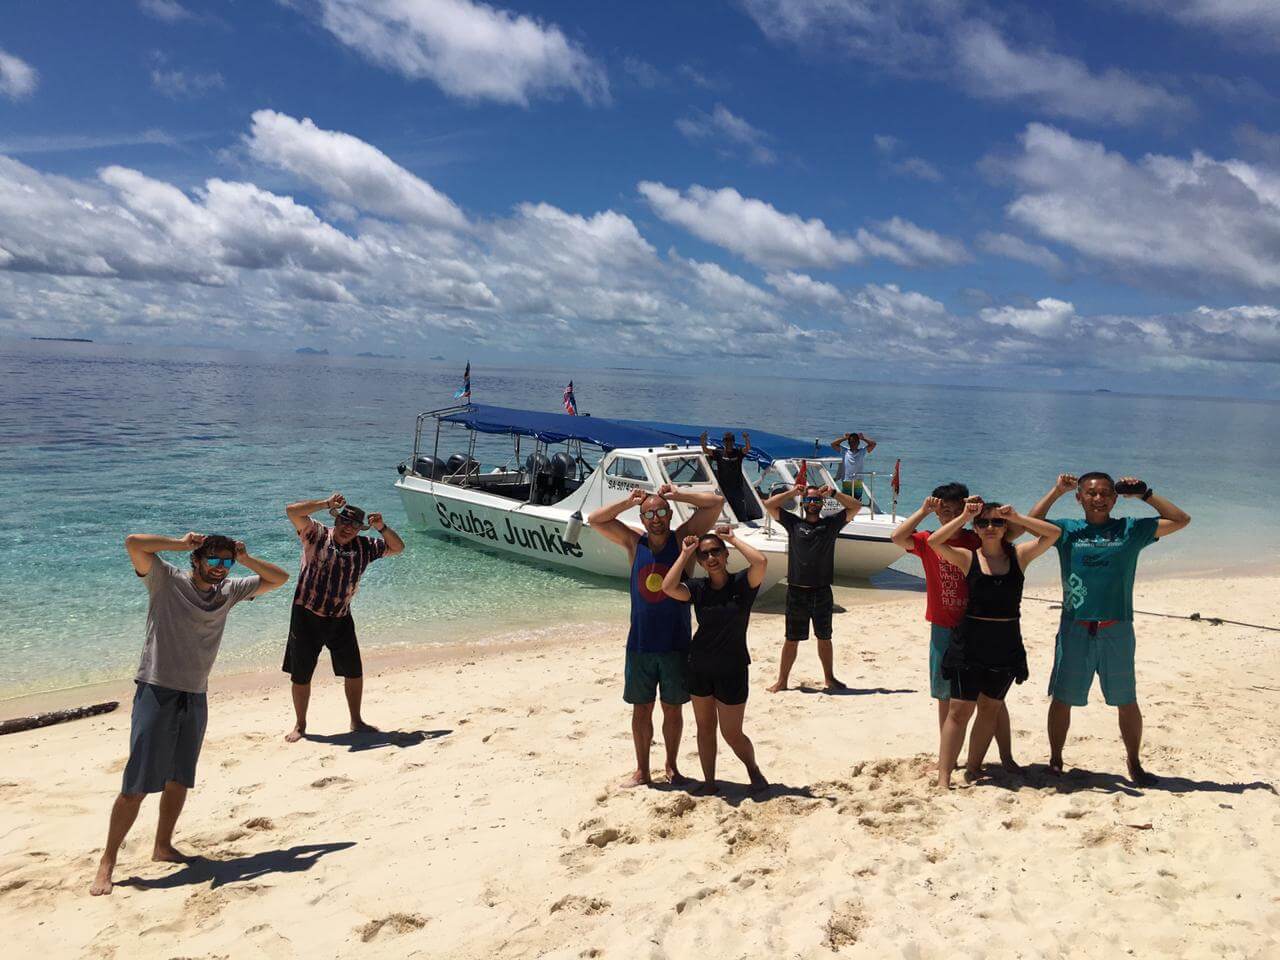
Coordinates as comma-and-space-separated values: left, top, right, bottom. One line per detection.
1030, 471, 1190, 786
589, 482, 725, 788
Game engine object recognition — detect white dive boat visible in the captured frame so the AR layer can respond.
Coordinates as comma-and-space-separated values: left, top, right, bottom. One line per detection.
394, 404, 903, 591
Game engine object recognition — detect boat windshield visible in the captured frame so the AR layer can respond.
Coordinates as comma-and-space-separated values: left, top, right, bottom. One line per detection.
658, 455, 711, 485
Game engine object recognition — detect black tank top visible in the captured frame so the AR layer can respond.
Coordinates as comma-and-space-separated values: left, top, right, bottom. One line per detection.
965, 543, 1024, 619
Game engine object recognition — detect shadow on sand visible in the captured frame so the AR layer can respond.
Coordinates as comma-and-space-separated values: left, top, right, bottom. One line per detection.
118, 841, 356, 891
303, 728, 452, 752
974, 762, 1278, 798
793, 684, 916, 697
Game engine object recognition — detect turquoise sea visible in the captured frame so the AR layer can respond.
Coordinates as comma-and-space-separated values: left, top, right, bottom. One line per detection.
2, 339, 1275, 699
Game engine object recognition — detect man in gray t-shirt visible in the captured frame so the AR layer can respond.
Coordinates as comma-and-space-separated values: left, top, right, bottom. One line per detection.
90, 532, 288, 896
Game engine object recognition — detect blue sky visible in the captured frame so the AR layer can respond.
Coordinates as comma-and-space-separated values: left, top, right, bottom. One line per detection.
2, 1, 1280, 396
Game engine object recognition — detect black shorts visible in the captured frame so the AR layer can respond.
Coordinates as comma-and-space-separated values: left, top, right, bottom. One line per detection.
688, 661, 750, 705
785, 585, 833, 641
283, 605, 362, 684
951, 667, 1016, 702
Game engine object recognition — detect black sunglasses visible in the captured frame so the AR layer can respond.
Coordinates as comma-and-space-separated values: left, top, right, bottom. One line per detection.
973, 518, 1007, 529
696, 548, 727, 559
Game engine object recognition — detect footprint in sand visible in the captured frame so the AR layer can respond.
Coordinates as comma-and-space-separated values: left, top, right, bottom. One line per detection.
356, 912, 429, 942
549, 894, 611, 915
309, 775, 353, 789
824, 901, 868, 949
243, 816, 275, 830
236, 783, 263, 796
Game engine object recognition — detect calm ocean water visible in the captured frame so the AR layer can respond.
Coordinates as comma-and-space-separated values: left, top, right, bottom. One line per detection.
1, 339, 1275, 699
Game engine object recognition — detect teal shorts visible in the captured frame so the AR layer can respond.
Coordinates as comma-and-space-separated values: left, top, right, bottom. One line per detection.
929, 624, 954, 700
623, 651, 691, 705
1047, 618, 1137, 707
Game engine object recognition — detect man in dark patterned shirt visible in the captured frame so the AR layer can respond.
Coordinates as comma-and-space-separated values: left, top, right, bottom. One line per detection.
283, 491, 404, 742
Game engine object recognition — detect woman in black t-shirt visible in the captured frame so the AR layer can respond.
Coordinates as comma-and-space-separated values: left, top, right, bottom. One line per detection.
662, 525, 769, 794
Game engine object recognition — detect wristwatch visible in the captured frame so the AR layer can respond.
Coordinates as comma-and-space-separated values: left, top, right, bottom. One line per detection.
1141, 488, 1154, 502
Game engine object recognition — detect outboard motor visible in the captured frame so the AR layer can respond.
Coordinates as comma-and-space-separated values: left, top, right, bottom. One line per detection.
446, 453, 478, 477
550, 452, 575, 479
412, 456, 444, 479
525, 453, 553, 503
524, 452, 551, 477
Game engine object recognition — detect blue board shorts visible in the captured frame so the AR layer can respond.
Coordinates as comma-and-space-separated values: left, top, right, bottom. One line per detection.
929, 624, 953, 700
1047, 617, 1137, 707
623, 651, 691, 705
122, 681, 209, 795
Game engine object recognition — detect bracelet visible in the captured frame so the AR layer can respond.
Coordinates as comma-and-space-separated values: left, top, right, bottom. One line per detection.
1141, 488, 1154, 502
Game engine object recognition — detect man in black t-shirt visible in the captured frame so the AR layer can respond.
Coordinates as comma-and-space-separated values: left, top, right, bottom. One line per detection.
700, 431, 754, 521
761, 482, 861, 692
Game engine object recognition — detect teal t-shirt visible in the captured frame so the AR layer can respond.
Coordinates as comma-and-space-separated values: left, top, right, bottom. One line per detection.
1052, 517, 1159, 622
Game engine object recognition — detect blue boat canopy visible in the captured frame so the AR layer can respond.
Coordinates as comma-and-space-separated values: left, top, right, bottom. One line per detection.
437, 404, 679, 451
434, 404, 823, 464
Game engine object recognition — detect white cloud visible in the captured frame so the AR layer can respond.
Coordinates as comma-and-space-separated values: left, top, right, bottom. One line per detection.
953, 23, 1189, 126
638, 181, 862, 270
977, 231, 1064, 272
867, 216, 969, 266
245, 110, 467, 230
677, 104, 776, 165
139, 0, 193, 22
1001, 123, 1280, 292
311, 0, 609, 106
765, 270, 845, 308
150, 67, 225, 98
1121, 0, 1280, 35
0, 129, 183, 155
873, 133, 942, 182
980, 297, 1075, 335
0, 49, 38, 100
742, 1, 1184, 126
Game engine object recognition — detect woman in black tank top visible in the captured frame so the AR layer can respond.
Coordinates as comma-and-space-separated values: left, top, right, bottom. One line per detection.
926, 499, 1063, 789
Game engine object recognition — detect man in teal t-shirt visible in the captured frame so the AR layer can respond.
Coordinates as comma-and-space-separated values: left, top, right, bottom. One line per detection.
1030, 472, 1191, 786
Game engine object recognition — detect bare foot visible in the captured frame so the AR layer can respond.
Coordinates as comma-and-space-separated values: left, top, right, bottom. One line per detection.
691, 780, 719, 796
350, 720, 379, 734
1001, 756, 1023, 774
766, 680, 787, 694
618, 770, 651, 789
665, 766, 690, 787
1127, 760, 1158, 788
747, 767, 769, 792
152, 844, 192, 863
1047, 756, 1064, 776
935, 776, 952, 790
89, 858, 115, 896
285, 724, 306, 743
962, 767, 983, 783
824, 677, 847, 692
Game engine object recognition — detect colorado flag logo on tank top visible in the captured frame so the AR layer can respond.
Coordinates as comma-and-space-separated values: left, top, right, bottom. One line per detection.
636, 562, 670, 603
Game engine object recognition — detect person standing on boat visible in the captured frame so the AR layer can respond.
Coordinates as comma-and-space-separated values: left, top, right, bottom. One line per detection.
1028, 472, 1190, 786
588, 483, 725, 788
892, 483, 1020, 769
760, 482, 862, 692
661, 526, 769, 794
90, 532, 289, 896
832, 432, 877, 501
700, 430, 754, 521
282, 492, 405, 743
926, 500, 1062, 788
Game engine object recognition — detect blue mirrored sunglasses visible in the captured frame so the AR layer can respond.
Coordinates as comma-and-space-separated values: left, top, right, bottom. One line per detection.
204, 556, 236, 569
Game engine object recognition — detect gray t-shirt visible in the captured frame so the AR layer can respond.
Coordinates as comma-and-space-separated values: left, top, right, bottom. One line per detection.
135, 558, 260, 694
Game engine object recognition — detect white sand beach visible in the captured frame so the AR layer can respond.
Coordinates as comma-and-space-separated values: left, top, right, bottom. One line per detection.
1, 573, 1277, 959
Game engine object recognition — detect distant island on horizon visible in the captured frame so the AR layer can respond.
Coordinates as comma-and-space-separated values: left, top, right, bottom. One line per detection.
295, 346, 328, 355
32, 336, 93, 343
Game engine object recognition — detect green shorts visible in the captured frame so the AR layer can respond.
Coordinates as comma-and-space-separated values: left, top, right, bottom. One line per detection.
1047, 617, 1137, 707
623, 651, 691, 705
839, 479, 864, 500
929, 624, 954, 700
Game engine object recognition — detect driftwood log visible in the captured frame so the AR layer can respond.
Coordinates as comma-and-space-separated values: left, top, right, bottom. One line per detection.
0, 700, 119, 735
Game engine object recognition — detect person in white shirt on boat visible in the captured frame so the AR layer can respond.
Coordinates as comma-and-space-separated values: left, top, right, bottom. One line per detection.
832, 432, 877, 501
588, 483, 724, 789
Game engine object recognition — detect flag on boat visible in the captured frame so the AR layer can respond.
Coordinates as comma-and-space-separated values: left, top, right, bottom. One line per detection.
454, 361, 471, 400
563, 380, 577, 415
891, 458, 901, 495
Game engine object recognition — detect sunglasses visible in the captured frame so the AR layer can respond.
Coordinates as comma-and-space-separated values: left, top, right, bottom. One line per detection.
801, 496, 824, 505
973, 518, 1007, 529
696, 548, 727, 559
203, 556, 236, 569
640, 507, 671, 520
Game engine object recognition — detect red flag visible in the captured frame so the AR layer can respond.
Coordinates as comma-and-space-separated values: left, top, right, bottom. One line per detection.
891, 458, 901, 495
796, 459, 808, 487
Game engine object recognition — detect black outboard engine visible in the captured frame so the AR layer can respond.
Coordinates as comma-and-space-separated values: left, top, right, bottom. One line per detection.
525, 453, 553, 503
548, 451, 576, 501
412, 456, 444, 479
446, 453, 478, 477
